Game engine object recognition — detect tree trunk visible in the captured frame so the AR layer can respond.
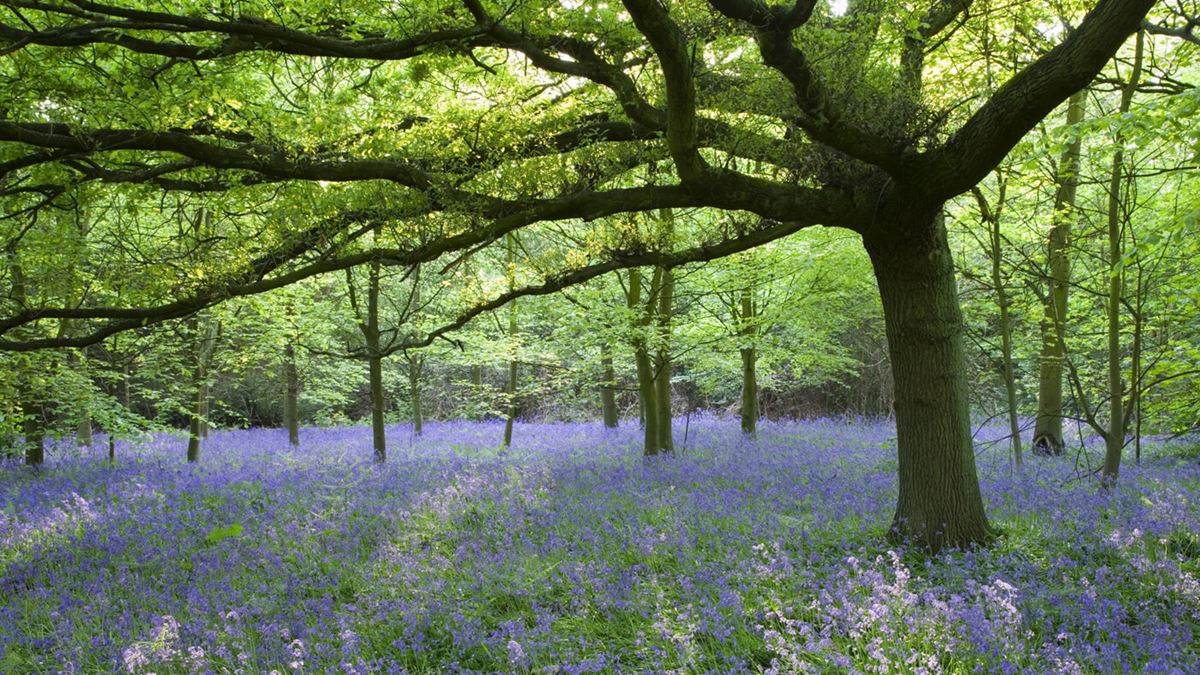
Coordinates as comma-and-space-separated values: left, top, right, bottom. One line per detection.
654, 266, 674, 453
1130, 294, 1143, 465
8, 250, 43, 465
368, 354, 386, 461
186, 392, 202, 463
1101, 30, 1143, 488
368, 253, 387, 462
409, 355, 424, 436
502, 233, 518, 448
110, 362, 130, 463
979, 184, 1022, 469
284, 341, 300, 446
71, 350, 94, 447
739, 288, 758, 437
864, 207, 994, 552
628, 267, 659, 455
1034, 90, 1087, 456
600, 345, 619, 428
20, 383, 44, 466
186, 318, 216, 463
197, 376, 210, 439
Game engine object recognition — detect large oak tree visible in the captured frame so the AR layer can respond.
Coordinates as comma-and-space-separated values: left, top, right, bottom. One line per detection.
0, 0, 1157, 549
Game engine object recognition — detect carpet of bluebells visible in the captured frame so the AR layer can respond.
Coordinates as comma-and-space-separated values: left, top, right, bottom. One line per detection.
2, 416, 1199, 674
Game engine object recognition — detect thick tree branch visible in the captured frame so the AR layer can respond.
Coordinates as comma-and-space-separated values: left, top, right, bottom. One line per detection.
910, 0, 1155, 202
707, 0, 905, 172
620, 0, 707, 182
1, 0, 486, 60
0, 176, 854, 350
1142, 15, 1200, 45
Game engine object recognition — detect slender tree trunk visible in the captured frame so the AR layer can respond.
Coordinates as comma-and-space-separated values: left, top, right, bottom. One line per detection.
186, 390, 203, 463
600, 345, 619, 428
502, 233, 518, 448
70, 350, 94, 446
865, 207, 994, 551
470, 365, 482, 387
654, 265, 674, 453
186, 319, 216, 463
1102, 31, 1143, 488
284, 341, 300, 446
20, 383, 44, 466
634, 347, 657, 453
1130, 296, 1143, 465
629, 267, 659, 455
739, 288, 758, 437
110, 361, 130, 463
368, 354, 386, 461
197, 374, 210, 439
409, 355, 424, 436
367, 256, 387, 462
1034, 91, 1087, 456
979, 184, 1022, 469
8, 250, 43, 465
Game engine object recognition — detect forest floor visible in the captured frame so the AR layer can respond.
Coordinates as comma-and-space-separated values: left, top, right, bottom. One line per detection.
1, 416, 1198, 674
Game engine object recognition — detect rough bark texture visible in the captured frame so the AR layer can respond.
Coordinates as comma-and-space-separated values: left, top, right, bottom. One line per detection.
1034, 91, 1087, 456
865, 208, 994, 551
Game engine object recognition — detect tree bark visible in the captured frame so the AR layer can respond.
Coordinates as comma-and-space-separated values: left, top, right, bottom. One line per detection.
1034, 91, 1087, 456
110, 362, 130, 463
978, 183, 1022, 468
367, 255, 387, 462
368, 353, 386, 460
739, 288, 758, 437
186, 318, 216, 463
20, 382, 44, 466
8, 249, 43, 465
628, 267, 659, 455
865, 207, 994, 551
71, 349, 94, 446
654, 265, 674, 453
409, 355, 424, 436
284, 341, 300, 446
600, 345, 619, 428
1101, 32, 1143, 487
502, 233, 518, 448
